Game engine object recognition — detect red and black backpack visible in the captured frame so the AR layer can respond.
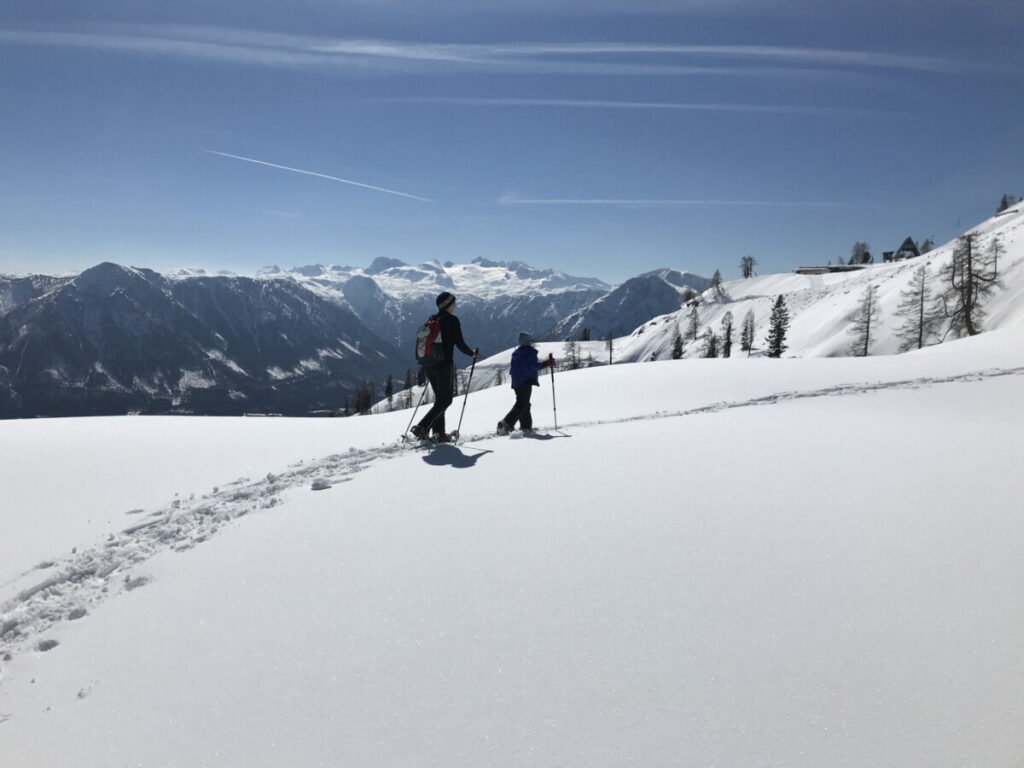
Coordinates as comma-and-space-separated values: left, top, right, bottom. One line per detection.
415, 315, 445, 365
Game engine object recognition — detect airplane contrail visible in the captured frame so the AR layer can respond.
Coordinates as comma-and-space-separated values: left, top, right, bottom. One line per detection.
498, 196, 857, 207
204, 150, 431, 202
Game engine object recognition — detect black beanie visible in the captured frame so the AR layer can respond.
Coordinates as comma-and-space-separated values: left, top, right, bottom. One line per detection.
436, 292, 456, 310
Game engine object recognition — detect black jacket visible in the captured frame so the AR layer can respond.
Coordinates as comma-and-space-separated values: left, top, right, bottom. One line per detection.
435, 312, 475, 363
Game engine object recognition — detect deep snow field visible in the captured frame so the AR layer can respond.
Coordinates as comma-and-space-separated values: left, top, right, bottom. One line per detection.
2, 325, 1023, 767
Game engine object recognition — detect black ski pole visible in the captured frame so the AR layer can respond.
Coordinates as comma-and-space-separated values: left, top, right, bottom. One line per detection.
402, 379, 429, 441
453, 357, 477, 443
549, 355, 558, 431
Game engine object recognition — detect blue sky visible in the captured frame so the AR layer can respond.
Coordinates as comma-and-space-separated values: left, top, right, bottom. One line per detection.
1, 0, 1022, 283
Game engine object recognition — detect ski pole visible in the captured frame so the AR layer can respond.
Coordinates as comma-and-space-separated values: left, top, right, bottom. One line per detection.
453, 357, 477, 443
549, 355, 558, 430
402, 378, 429, 441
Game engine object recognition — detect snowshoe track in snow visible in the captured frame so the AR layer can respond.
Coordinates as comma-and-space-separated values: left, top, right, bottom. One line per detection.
2, 364, 1022, 665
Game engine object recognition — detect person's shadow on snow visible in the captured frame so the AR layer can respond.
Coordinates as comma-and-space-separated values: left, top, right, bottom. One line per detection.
422, 444, 493, 469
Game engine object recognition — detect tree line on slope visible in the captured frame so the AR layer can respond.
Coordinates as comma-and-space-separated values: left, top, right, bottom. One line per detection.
673, 231, 1006, 360
847, 231, 1004, 356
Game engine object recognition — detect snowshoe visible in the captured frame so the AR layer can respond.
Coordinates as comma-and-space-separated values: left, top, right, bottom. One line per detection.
496, 421, 510, 436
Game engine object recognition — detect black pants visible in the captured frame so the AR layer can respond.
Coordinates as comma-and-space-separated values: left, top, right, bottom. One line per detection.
418, 364, 455, 435
502, 384, 534, 430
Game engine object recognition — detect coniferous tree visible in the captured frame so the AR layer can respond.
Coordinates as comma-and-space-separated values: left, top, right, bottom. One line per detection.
496, 368, 504, 386
894, 264, 941, 352
384, 374, 394, 411
847, 284, 881, 357
710, 269, 725, 298
686, 303, 700, 342
740, 309, 756, 352
579, 327, 591, 342
720, 311, 734, 358
850, 241, 872, 265
562, 339, 581, 370
988, 235, 1005, 277
765, 296, 790, 358
681, 287, 697, 303
997, 193, 1018, 213
702, 329, 719, 358
740, 255, 757, 279
934, 232, 1002, 338
353, 381, 375, 414
605, 331, 614, 365
403, 369, 414, 409
919, 238, 935, 254
671, 326, 684, 360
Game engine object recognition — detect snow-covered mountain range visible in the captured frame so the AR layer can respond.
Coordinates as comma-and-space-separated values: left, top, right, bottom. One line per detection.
257, 256, 612, 301
0, 257, 709, 418
251, 257, 621, 353
0, 264, 399, 417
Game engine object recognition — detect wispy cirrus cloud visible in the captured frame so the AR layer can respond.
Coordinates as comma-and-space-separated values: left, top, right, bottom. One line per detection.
0, 25, 971, 77
205, 151, 431, 202
379, 97, 887, 116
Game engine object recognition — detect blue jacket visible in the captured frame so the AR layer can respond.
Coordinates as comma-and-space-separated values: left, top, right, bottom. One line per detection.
510, 345, 544, 388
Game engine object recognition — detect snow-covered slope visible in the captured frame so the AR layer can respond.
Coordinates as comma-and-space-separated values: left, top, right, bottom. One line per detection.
2, 327, 1023, 767
617, 206, 1024, 363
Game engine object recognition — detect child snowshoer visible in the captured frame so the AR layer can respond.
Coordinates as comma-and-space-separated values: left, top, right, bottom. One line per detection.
411, 292, 478, 442
497, 332, 555, 435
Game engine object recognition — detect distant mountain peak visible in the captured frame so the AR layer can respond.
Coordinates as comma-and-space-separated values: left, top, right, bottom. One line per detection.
292, 264, 328, 277
470, 257, 504, 269
74, 262, 160, 290
78, 261, 130, 277
365, 257, 408, 275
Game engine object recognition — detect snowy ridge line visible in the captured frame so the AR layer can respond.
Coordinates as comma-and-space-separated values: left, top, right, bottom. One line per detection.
2, 364, 1021, 663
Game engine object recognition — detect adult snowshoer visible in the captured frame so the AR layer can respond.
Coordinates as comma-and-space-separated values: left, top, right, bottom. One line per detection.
411, 292, 479, 443
497, 332, 555, 435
